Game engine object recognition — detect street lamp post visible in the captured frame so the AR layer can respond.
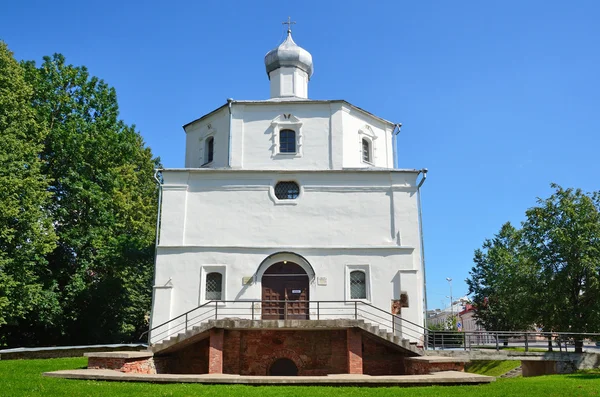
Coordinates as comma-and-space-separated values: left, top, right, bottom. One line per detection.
446, 277, 453, 327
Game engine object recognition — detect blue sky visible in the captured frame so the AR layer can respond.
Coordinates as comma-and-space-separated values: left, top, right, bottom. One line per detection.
2, 1, 599, 310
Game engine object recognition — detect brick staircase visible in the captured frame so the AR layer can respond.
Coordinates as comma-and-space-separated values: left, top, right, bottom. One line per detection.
150, 318, 424, 356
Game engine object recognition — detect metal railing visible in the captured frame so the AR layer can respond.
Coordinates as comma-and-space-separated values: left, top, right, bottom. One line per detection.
425, 329, 600, 352
141, 300, 600, 353
142, 300, 428, 345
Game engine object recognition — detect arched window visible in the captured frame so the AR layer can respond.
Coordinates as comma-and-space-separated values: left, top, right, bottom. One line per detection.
206, 137, 214, 163
362, 138, 371, 163
205, 272, 222, 301
279, 129, 296, 153
274, 181, 300, 200
349, 271, 366, 299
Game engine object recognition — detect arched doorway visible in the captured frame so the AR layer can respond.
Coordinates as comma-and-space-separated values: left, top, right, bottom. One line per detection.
262, 262, 309, 320
269, 358, 298, 376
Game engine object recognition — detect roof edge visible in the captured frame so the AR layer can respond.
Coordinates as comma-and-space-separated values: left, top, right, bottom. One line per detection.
182, 99, 397, 131
158, 167, 422, 174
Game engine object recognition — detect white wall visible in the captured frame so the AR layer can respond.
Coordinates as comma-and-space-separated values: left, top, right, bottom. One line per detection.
184, 106, 230, 168
341, 104, 393, 169
183, 101, 396, 171
159, 170, 420, 248
153, 168, 425, 342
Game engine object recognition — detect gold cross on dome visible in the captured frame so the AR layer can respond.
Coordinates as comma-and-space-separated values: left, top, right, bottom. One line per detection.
282, 16, 296, 33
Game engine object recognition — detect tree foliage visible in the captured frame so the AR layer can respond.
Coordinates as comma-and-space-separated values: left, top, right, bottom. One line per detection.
0, 42, 58, 339
467, 184, 600, 347
467, 223, 534, 332
0, 43, 159, 347
521, 185, 600, 334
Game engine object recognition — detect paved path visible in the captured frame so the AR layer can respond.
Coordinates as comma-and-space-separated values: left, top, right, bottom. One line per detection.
44, 369, 494, 386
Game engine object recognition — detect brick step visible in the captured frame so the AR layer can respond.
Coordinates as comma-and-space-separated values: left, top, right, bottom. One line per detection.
151, 319, 424, 356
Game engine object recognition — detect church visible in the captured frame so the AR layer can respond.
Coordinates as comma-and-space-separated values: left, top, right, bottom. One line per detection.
146, 24, 428, 376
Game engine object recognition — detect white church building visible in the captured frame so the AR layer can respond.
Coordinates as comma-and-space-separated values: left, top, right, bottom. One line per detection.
146, 25, 428, 376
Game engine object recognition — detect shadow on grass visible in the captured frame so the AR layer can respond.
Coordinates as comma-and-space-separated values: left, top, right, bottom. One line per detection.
466, 361, 505, 373
564, 370, 600, 380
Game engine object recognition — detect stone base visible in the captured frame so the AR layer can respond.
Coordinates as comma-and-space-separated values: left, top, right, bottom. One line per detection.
85, 352, 156, 374
405, 356, 469, 375
87, 331, 468, 376
46, 369, 495, 386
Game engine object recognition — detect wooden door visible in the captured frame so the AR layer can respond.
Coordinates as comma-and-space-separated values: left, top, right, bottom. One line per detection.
261, 262, 310, 320
284, 280, 309, 320
261, 277, 284, 320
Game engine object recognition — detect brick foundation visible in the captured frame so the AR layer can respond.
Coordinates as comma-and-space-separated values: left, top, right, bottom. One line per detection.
405, 358, 466, 375
91, 328, 416, 376
347, 328, 363, 374
87, 355, 156, 374
157, 328, 411, 376
362, 336, 406, 375
208, 328, 224, 374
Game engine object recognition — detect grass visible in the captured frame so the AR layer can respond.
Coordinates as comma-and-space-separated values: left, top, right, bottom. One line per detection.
0, 357, 599, 397
465, 360, 521, 377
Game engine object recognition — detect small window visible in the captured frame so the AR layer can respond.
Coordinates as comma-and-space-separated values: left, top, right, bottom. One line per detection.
362, 138, 371, 163
279, 129, 296, 153
205, 272, 222, 301
350, 271, 366, 299
274, 181, 300, 200
206, 137, 214, 163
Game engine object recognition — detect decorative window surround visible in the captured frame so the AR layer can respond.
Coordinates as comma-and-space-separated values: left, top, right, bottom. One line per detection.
358, 125, 377, 165
199, 125, 216, 166
269, 178, 303, 205
199, 265, 226, 305
270, 114, 303, 157
345, 264, 372, 302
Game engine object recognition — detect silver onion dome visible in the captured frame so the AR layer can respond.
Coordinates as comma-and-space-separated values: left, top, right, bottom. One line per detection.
265, 32, 313, 79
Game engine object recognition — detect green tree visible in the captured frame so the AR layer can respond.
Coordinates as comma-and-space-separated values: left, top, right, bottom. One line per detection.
521, 184, 600, 352
467, 185, 600, 353
0, 42, 58, 345
467, 222, 534, 333
17, 54, 159, 346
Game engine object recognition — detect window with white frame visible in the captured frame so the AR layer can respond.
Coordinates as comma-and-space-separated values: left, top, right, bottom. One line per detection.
346, 265, 371, 301
361, 138, 371, 163
274, 181, 300, 200
279, 129, 296, 153
205, 272, 222, 301
349, 271, 367, 299
205, 136, 214, 164
358, 125, 377, 165
270, 114, 303, 157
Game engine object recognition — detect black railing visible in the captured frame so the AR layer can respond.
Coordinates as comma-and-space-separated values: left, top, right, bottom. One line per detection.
141, 300, 600, 352
426, 329, 600, 352
141, 300, 428, 345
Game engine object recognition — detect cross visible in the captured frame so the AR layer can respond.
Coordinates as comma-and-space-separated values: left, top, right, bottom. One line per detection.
282, 16, 296, 33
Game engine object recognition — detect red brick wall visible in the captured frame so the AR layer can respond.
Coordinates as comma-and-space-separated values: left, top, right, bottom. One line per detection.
87, 357, 156, 374
162, 338, 210, 374
347, 328, 363, 374
208, 329, 224, 374
362, 336, 407, 375
88, 357, 126, 370
405, 360, 465, 375
228, 329, 349, 376
156, 328, 410, 376
223, 330, 241, 374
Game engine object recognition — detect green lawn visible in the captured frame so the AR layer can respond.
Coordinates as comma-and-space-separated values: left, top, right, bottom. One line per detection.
465, 360, 521, 377
1, 357, 599, 397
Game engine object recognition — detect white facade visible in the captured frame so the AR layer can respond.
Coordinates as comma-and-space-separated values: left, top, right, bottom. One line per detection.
150, 31, 426, 344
